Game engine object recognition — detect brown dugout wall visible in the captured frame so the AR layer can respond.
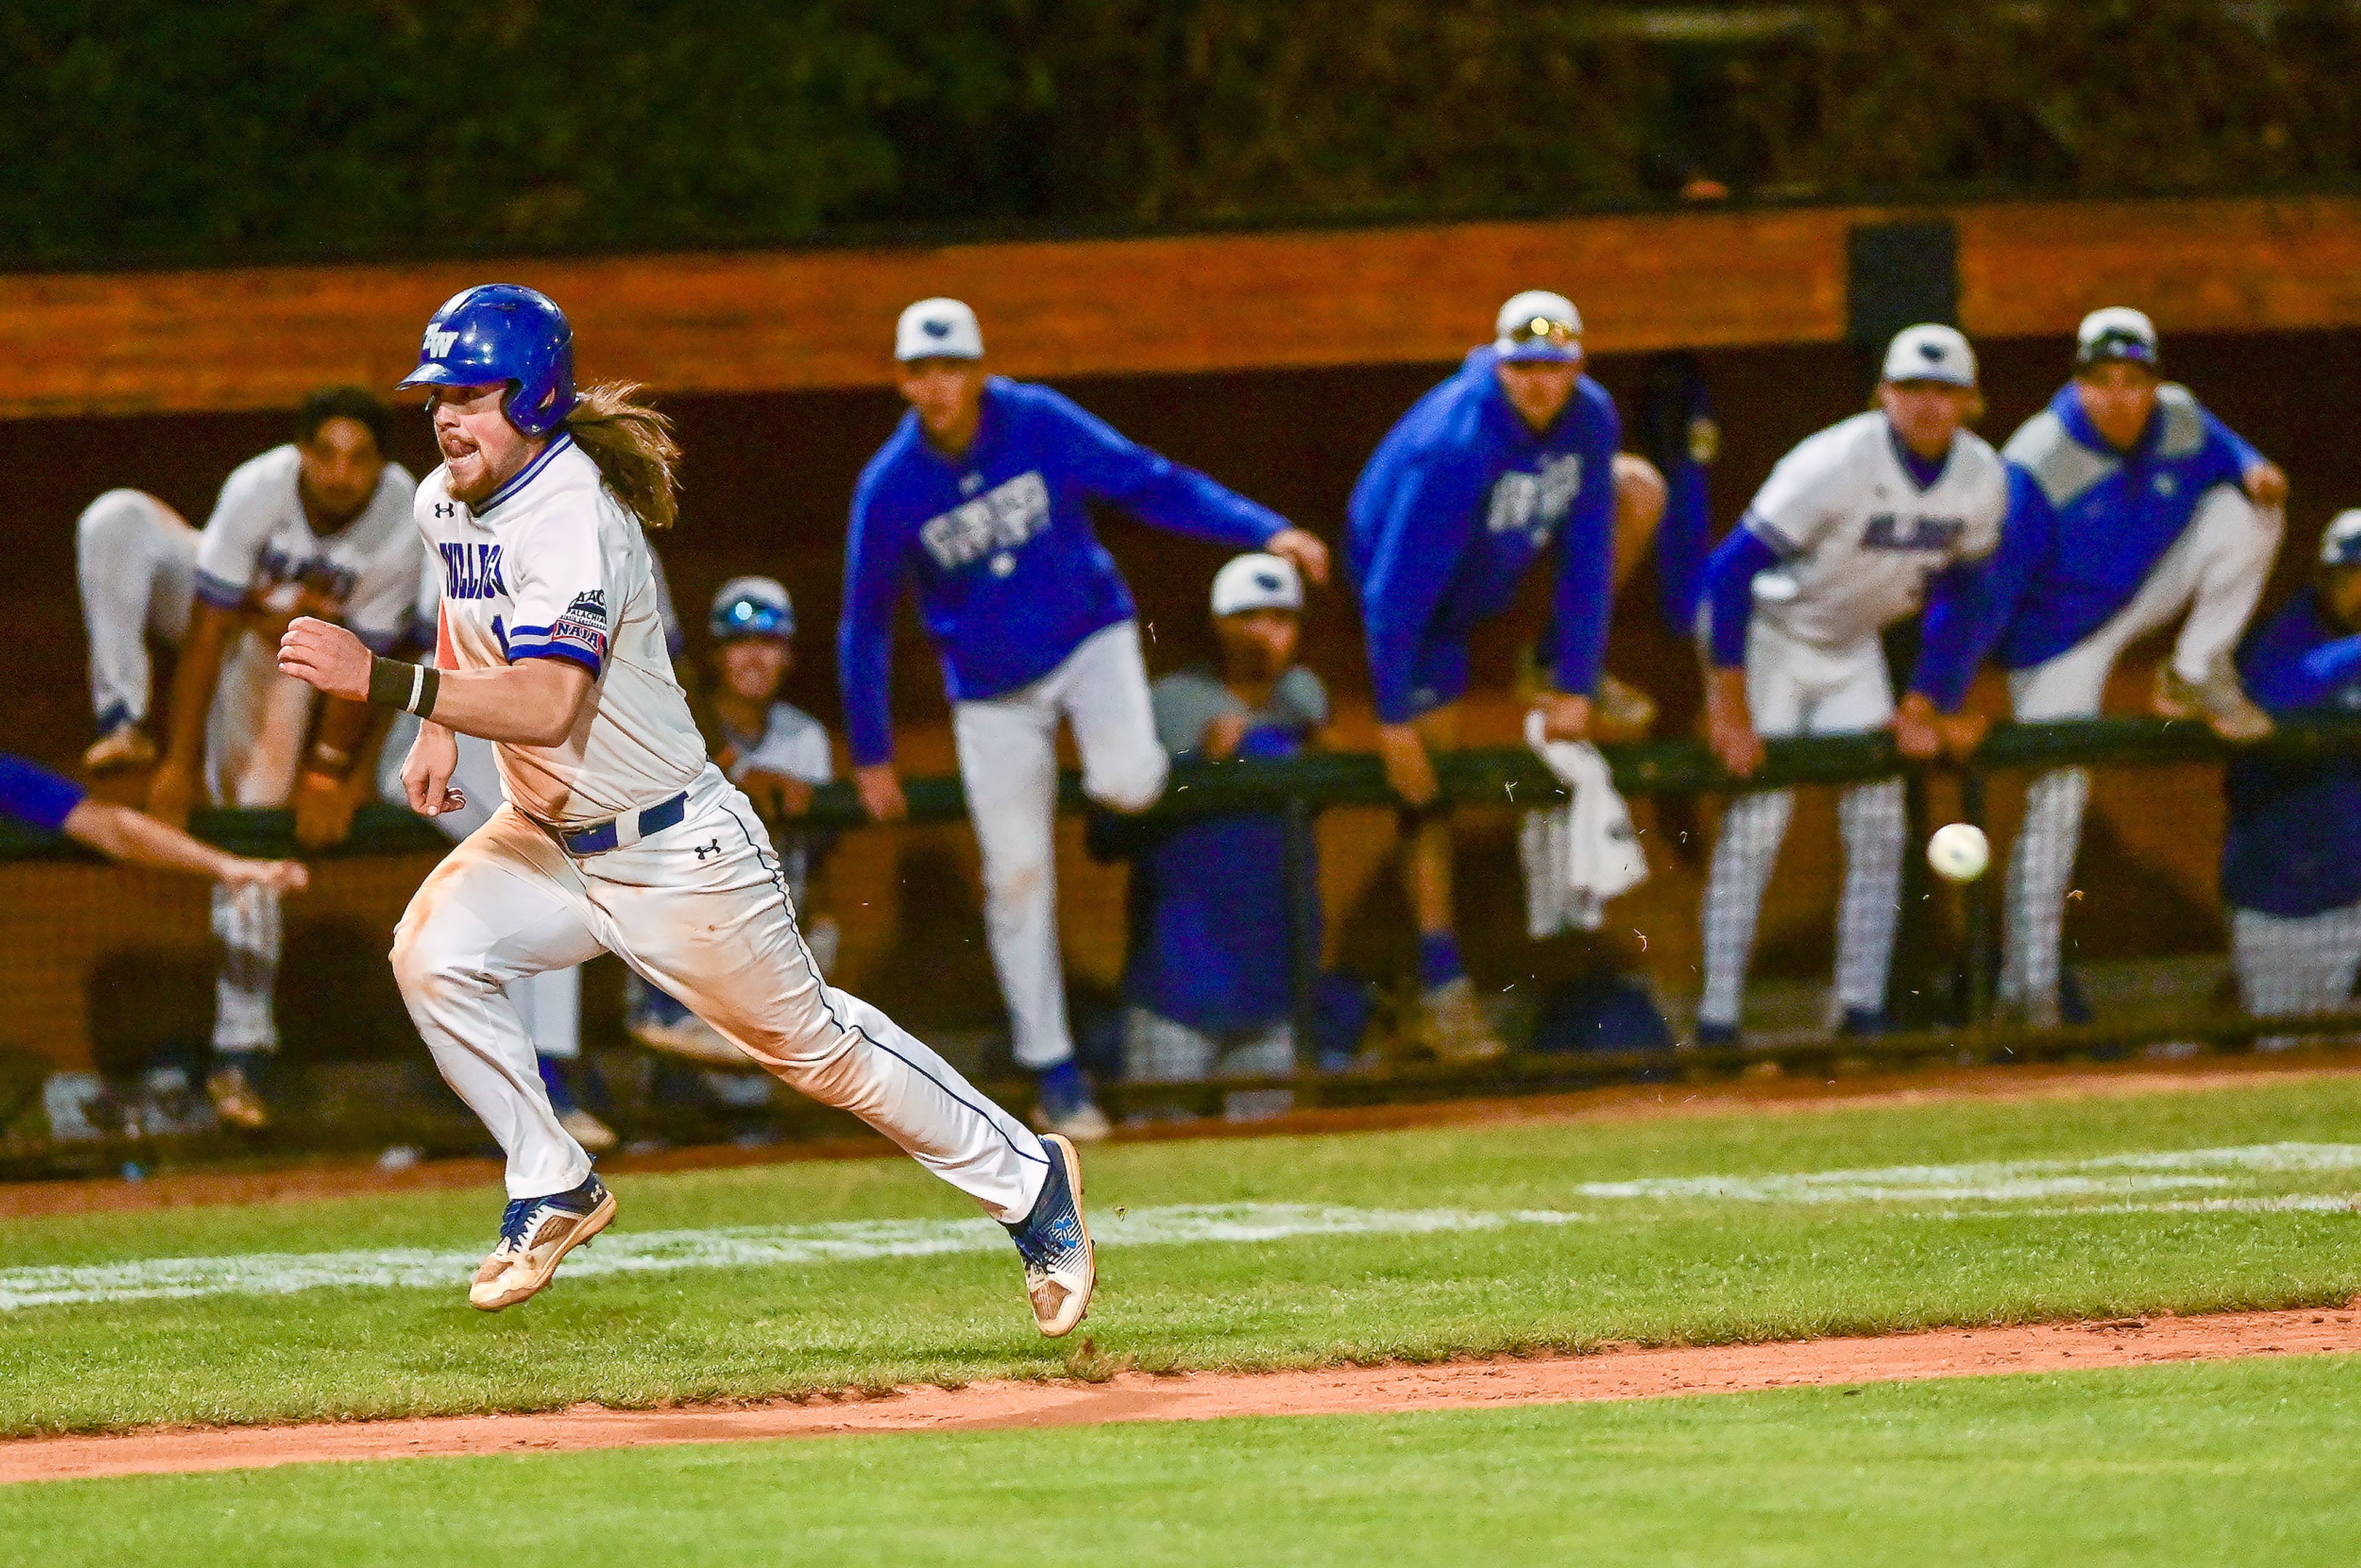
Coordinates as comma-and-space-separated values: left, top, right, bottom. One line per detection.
2, 197, 2359, 1072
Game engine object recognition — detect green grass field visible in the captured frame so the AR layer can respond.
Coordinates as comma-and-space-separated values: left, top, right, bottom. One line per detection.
4, 1072, 2358, 1437
7, 1356, 2360, 1566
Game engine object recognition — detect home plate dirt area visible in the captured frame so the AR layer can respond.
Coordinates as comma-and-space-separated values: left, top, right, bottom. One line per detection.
7, 1304, 2357, 1484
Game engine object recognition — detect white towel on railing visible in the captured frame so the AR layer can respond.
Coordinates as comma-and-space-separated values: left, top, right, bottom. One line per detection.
1519, 709, 1649, 936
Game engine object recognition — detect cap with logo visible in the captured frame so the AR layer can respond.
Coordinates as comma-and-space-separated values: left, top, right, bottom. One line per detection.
895, 298, 984, 363
1493, 290, 1584, 363
1211, 553, 1304, 617
398, 283, 577, 437
2075, 306, 2161, 371
1881, 323, 1978, 388
708, 575, 794, 642
2321, 509, 2361, 569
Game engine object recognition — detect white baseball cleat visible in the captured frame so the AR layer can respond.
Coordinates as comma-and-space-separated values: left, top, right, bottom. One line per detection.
470, 1174, 615, 1312
1005, 1134, 1095, 1337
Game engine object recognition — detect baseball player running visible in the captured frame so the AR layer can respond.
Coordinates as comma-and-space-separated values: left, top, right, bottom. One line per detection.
1348, 290, 1639, 1058
1969, 308, 2286, 1024
75, 387, 421, 1128
2220, 509, 2361, 1047
841, 298, 1328, 1139
280, 285, 1094, 1336
1693, 325, 2006, 1042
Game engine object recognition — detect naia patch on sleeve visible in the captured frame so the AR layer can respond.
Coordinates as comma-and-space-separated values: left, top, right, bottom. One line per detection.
549, 590, 611, 660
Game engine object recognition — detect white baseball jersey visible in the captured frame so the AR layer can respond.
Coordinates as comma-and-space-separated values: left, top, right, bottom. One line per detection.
194, 445, 421, 652
1742, 411, 2006, 650
417, 434, 705, 829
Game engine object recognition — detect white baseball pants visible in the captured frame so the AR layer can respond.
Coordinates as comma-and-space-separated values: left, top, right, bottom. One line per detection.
79, 489, 313, 1054
394, 765, 1050, 1213
952, 621, 1168, 1072
2001, 485, 2281, 1018
1698, 620, 1906, 1031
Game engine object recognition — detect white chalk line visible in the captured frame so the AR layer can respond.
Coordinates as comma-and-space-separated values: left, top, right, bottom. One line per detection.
0, 1204, 1583, 1312
6, 1142, 2356, 1312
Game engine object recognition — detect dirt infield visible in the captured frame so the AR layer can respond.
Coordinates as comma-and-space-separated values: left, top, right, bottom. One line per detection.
7, 1051, 2359, 1220
5, 1304, 2355, 1485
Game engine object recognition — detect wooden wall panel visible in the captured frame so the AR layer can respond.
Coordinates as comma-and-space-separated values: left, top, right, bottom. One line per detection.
3, 196, 2359, 419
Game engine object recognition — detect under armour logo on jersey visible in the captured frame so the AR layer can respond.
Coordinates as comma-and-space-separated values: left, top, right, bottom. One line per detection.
693, 838, 722, 860
439, 540, 507, 601
433, 502, 457, 518
424, 326, 459, 358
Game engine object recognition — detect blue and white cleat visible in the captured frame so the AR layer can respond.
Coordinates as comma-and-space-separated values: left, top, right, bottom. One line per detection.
469, 1173, 616, 1312
1005, 1134, 1095, 1337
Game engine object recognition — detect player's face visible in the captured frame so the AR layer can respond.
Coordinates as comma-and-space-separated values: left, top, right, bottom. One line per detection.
1214, 608, 1299, 683
1878, 381, 1977, 459
719, 636, 791, 703
1495, 358, 1582, 432
2074, 361, 2163, 452
429, 382, 539, 506
296, 416, 386, 526
897, 358, 987, 451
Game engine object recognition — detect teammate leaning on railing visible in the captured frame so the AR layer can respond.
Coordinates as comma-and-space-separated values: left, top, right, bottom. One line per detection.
2221, 509, 2361, 1047
0, 752, 307, 893
1693, 325, 2005, 1047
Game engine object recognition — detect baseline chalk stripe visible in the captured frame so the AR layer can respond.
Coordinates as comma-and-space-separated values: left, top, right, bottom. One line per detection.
8, 1142, 2356, 1313
0, 1203, 1585, 1312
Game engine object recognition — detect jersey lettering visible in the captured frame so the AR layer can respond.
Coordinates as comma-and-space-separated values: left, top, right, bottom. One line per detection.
919, 470, 1053, 572
255, 547, 357, 606
440, 540, 508, 601
1861, 514, 1966, 552
1485, 454, 1583, 542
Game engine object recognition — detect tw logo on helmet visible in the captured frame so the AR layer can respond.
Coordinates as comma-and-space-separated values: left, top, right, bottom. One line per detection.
424, 326, 460, 358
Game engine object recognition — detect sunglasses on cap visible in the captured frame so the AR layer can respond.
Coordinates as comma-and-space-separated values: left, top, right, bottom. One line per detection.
712, 596, 792, 641
2076, 328, 2157, 368
1506, 316, 1580, 349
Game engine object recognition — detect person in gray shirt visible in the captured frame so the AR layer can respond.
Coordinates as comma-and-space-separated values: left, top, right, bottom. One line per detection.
1121, 553, 1329, 1120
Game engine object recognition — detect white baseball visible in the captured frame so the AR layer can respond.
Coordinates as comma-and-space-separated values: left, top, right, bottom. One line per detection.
1927, 822, 1990, 884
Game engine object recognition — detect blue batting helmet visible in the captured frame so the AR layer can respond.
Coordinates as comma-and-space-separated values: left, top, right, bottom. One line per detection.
398, 283, 577, 437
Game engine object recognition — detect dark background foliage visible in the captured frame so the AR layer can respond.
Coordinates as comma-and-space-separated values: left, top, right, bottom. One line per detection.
3, 1, 2359, 264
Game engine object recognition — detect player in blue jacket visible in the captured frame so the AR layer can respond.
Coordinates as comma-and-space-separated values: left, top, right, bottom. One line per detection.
1968, 308, 2287, 1024
1347, 290, 1626, 1058
842, 298, 1329, 1139
2221, 509, 2361, 1047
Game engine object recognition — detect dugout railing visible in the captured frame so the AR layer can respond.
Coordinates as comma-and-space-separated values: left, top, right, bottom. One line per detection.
3, 713, 2360, 1165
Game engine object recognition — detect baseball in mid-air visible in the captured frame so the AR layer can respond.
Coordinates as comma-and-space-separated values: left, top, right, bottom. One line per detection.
1927, 822, 1990, 884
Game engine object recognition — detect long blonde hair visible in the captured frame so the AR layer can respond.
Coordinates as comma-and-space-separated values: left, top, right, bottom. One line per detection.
565, 381, 679, 529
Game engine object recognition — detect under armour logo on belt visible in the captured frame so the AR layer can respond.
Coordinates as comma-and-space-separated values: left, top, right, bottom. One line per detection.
434, 502, 457, 518
693, 839, 722, 860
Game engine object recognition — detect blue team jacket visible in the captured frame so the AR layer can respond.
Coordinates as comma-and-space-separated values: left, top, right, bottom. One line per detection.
2221, 589, 2361, 918
1982, 382, 2263, 671
840, 378, 1286, 766
1347, 347, 1621, 724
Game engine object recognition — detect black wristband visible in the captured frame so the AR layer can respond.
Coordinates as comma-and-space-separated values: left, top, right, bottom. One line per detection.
366, 657, 440, 719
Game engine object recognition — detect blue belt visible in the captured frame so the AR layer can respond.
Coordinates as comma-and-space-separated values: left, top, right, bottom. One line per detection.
558, 791, 689, 856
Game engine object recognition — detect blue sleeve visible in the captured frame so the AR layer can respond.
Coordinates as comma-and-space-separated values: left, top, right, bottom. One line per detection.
1655, 454, 1711, 633
2202, 409, 2265, 486
0, 753, 85, 834
1045, 392, 1286, 547
1934, 465, 2055, 673
1909, 560, 1991, 711
1700, 528, 1779, 669
1357, 451, 1485, 724
2251, 635, 2361, 713
1548, 413, 1622, 697
837, 484, 908, 769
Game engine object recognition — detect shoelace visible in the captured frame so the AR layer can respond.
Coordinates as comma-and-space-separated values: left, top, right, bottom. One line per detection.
1009, 1181, 1086, 1271
497, 1197, 539, 1251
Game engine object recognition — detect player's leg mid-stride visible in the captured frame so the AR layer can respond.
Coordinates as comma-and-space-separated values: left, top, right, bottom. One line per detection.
278, 283, 1093, 1334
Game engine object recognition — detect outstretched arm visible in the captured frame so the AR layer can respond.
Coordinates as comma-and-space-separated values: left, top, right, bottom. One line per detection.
62, 799, 309, 892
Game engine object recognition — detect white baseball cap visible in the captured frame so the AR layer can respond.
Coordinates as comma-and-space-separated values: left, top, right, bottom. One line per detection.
2076, 306, 2160, 370
1882, 323, 1978, 387
2322, 509, 2361, 568
1211, 553, 1303, 617
895, 298, 984, 362
1493, 290, 1583, 363
708, 575, 794, 641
